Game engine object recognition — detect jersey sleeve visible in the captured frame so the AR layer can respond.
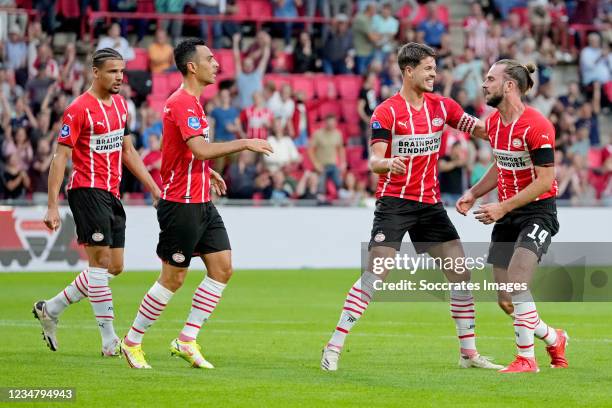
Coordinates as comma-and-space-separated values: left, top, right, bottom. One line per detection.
57, 103, 84, 148
171, 98, 207, 141
369, 104, 394, 145
441, 97, 478, 135
526, 117, 555, 166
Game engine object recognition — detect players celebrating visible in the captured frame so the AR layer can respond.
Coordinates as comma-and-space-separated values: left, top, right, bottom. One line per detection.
120, 39, 273, 369
456, 60, 569, 373
321, 43, 503, 371
34, 48, 161, 356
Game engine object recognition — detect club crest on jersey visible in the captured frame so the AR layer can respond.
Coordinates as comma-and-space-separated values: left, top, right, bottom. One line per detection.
188, 116, 201, 130
372, 121, 382, 130
92, 232, 104, 242
374, 232, 386, 242
512, 138, 523, 148
432, 117, 444, 127
60, 124, 70, 138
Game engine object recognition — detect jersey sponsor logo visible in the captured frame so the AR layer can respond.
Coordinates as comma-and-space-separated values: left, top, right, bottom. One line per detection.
391, 131, 442, 157
60, 124, 70, 138
371, 121, 382, 129
432, 117, 444, 127
89, 128, 124, 153
92, 232, 104, 242
512, 138, 523, 148
493, 149, 533, 170
172, 253, 186, 263
187, 116, 201, 130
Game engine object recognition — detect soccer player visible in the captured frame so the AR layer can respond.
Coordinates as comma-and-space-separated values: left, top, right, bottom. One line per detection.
321, 43, 503, 371
33, 48, 162, 356
456, 60, 569, 373
120, 39, 273, 369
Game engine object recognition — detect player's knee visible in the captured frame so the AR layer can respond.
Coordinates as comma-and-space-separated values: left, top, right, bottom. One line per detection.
211, 263, 232, 283
498, 300, 514, 315
108, 263, 123, 276
90, 251, 111, 269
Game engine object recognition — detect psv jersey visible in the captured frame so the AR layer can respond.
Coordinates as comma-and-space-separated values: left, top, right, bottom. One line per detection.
160, 87, 211, 204
58, 92, 128, 197
486, 106, 557, 202
370, 92, 478, 204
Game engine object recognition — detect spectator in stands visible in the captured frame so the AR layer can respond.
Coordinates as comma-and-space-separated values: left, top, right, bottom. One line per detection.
96, 23, 135, 61
295, 170, 321, 200
579, 33, 611, 86
268, 83, 295, 130
417, 2, 447, 48
353, 2, 380, 75
138, 105, 163, 149
242, 91, 274, 140
439, 141, 468, 205
210, 88, 243, 142
273, 0, 298, 46
196, 0, 223, 49
493, 0, 526, 20
0, 152, 30, 200
532, 80, 556, 117
463, 2, 489, 59
148, 28, 174, 74
338, 171, 367, 204
568, 155, 597, 205
3, 126, 33, 171
141, 133, 163, 189
372, 2, 399, 63
568, 125, 591, 160
269, 170, 293, 204
10, 96, 36, 129
119, 84, 138, 130
244, 31, 271, 70
452, 48, 484, 103
294, 32, 318, 74
501, 12, 527, 46
484, 23, 503, 65
292, 91, 310, 147
26, 64, 55, 114
308, 114, 345, 193
264, 118, 300, 172
380, 53, 402, 99
270, 42, 292, 73
30, 42, 59, 80
320, 14, 354, 75
470, 145, 492, 187
233, 32, 271, 109
5, 25, 27, 76
58, 43, 84, 96
557, 81, 584, 111
0, 64, 23, 106
227, 150, 258, 199
156, 0, 185, 43
575, 82, 601, 146
29, 137, 53, 203
529, 0, 552, 45
26, 21, 46, 79
357, 72, 378, 155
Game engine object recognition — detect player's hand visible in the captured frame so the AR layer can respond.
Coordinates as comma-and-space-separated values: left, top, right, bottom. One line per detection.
210, 169, 227, 196
44, 207, 61, 231
388, 157, 407, 175
245, 139, 274, 156
456, 190, 476, 216
151, 187, 161, 209
473, 203, 507, 225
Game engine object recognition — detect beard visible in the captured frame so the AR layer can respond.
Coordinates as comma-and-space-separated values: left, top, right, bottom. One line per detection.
108, 86, 121, 95
486, 92, 503, 107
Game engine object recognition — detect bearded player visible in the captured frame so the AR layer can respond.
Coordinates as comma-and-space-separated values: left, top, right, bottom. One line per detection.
456, 60, 569, 373
33, 48, 161, 356
321, 43, 503, 371
120, 39, 273, 369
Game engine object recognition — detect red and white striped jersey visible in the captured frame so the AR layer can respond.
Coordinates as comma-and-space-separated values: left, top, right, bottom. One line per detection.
370, 92, 477, 204
160, 87, 211, 204
486, 106, 557, 202
241, 106, 273, 139
58, 92, 128, 197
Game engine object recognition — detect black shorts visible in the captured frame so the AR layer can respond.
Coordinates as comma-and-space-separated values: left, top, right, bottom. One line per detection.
487, 198, 560, 268
67, 188, 126, 248
369, 197, 460, 252
156, 200, 231, 268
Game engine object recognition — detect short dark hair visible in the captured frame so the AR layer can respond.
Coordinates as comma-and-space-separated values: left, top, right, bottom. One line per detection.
174, 38, 207, 76
397, 42, 436, 71
495, 59, 537, 95
92, 48, 123, 68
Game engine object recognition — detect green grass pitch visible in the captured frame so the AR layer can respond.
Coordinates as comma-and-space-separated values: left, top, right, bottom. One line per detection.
1, 269, 611, 407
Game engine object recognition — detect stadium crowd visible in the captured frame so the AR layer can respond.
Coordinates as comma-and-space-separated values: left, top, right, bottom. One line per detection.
0, 0, 611, 206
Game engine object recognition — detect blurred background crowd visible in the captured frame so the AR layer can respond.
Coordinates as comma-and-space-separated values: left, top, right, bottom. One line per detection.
0, 0, 610, 206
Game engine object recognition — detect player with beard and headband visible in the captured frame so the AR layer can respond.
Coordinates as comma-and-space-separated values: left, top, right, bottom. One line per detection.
456, 60, 569, 373
321, 42, 504, 372
120, 39, 273, 369
34, 48, 161, 357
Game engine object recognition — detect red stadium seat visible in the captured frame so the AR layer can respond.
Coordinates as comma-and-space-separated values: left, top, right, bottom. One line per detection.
146, 95, 166, 115
326, 178, 338, 200
214, 49, 235, 78
298, 146, 315, 171
318, 100, 341, 120
335, 75, 362, 100
344, 121, 361, 139
291, 75, 315, 100
264, 74, 292, 89
167, 72, 182, 93
126, 48, 149, 71
412, 4, 450, 27
346, 146, 365, 169
247, 0, 273, 18
314, 74, 338, 99
202, 82, 219, 102
340, 100, 359, 124
234, 0, 250, 18
510, 7, 529, 26
151, 73, 169, 97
